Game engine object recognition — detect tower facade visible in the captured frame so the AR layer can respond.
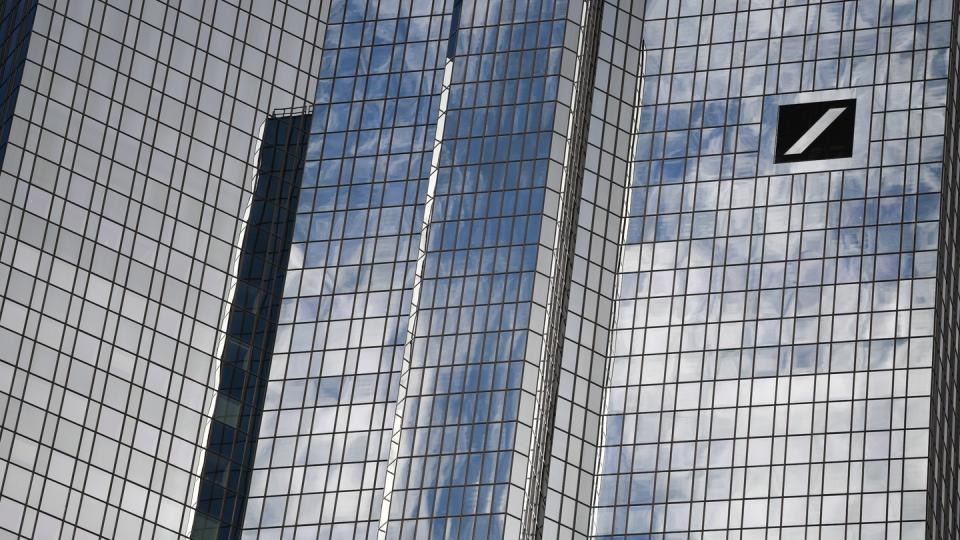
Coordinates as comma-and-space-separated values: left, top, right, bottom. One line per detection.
235, 0, 960, 538
0, 1, 322, 538
595, 0, 953, 538
2, 1, 960, 540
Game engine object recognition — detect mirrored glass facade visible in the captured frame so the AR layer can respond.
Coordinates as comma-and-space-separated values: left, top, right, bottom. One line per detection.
4, 0, 960, 539
0, 1, 321, 538
238, 1, 452, 537
597, 0, 953, 538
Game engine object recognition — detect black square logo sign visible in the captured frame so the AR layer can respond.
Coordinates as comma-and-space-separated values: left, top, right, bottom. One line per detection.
774, 99, 857, 163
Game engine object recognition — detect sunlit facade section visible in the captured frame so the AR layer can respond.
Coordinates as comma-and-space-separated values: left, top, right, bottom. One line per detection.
0, 2, 321, 538
595, 1, 953, 538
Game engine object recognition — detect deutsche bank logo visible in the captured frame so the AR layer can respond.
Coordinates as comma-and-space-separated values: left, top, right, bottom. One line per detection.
774, 98, 857, 163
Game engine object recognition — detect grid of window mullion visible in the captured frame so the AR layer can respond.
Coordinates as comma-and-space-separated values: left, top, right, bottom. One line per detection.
383, 1, 573, 537
0, 0, 321, 538
539, 1, 643, 531
241, 1, 451, 538
593, 0, 948, 538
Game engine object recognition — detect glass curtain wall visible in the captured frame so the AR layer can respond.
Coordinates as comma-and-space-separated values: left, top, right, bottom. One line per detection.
596, 0, 952, 538
240, 1, 453, 538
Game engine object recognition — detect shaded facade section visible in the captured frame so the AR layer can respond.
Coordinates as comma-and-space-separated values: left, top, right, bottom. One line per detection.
929, 9, 960, 539
192, 112, 311, 540
0, 0, 36, 167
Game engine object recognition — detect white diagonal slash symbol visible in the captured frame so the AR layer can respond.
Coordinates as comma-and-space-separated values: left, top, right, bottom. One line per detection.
784, 107, 847, 155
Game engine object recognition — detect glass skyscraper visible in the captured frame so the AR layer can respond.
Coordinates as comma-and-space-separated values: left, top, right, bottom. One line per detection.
0, 1, 324, 538
2, 1, 960, 539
